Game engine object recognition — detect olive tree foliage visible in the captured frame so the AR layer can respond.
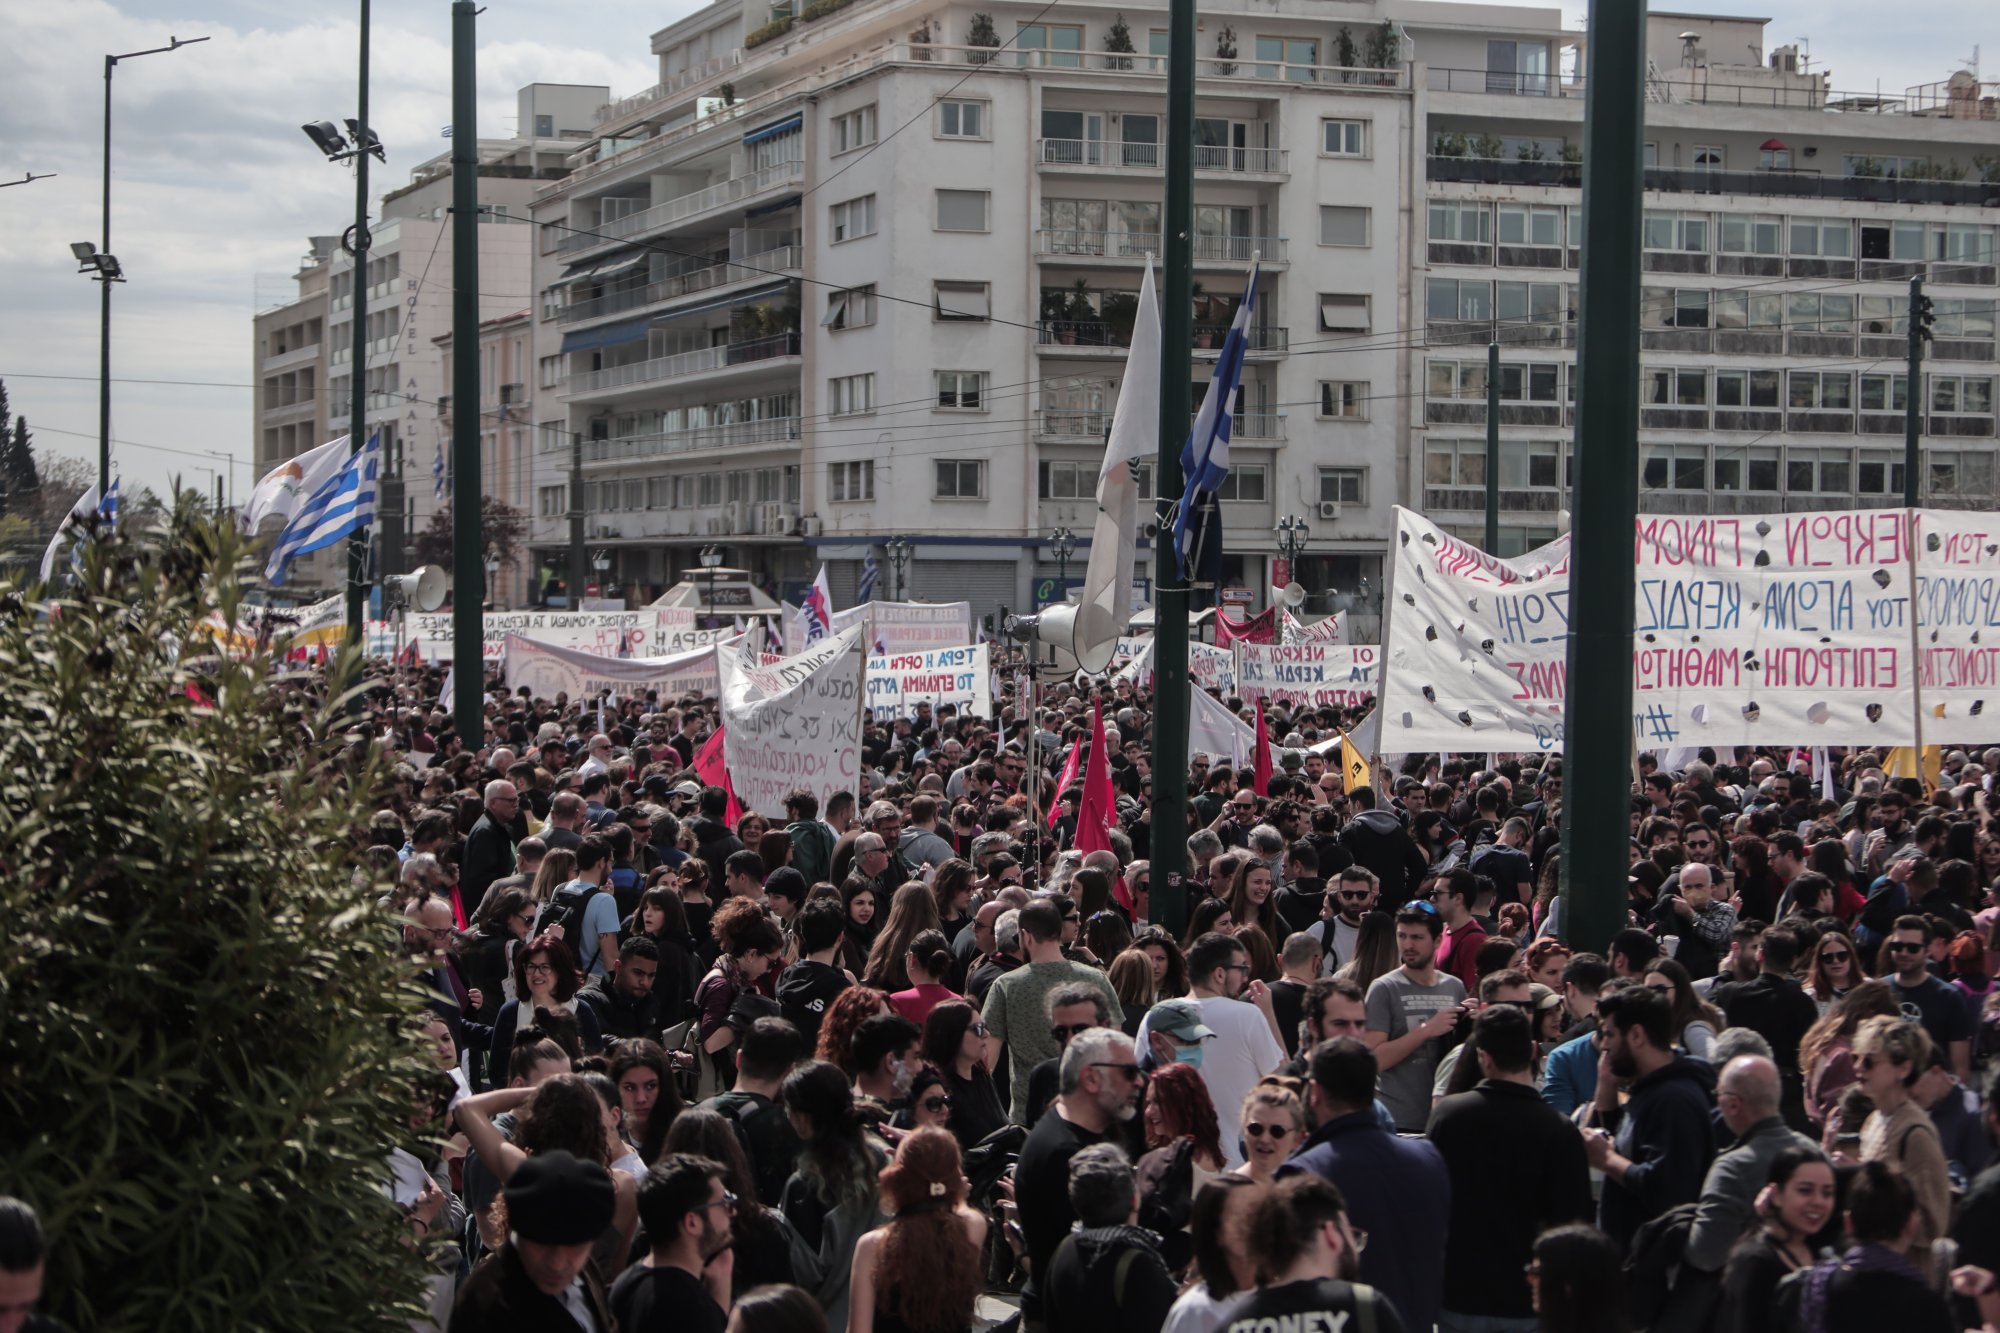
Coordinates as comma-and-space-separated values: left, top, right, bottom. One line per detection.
0, 497, 437, 1331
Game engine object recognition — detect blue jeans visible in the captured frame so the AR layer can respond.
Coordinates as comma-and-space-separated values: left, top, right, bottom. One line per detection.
1439, 1313, 1539, 1333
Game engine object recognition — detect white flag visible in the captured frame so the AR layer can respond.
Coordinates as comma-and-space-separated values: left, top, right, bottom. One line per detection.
243, 435, 349, 531
1074, 259, 1161, 673
39, 484, 100, 583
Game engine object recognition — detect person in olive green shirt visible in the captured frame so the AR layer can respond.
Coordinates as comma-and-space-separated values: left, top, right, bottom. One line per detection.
982, 899, 1123, 1121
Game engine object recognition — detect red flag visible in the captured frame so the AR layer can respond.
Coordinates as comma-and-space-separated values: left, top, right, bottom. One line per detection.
1214, 606, 1277, 647
1048, 738, 1083, 827
692, 725, 744, 826
1076, 700, 1117, 856
1252, 698, 1273, 796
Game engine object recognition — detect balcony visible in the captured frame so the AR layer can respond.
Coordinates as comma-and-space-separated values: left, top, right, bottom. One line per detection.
263, 342, 321, 372
262, 393, 317, 424
1037, 139, 1288, 178
559, 246, 803, 325
557, 160, 804, 257
1036, 409, 1286, 440
564, 332, 800, 397
1034, 231, 1286, 266
584, 416, 801, 466
1037, 322, 1287, 357
1427, 156, 2000, 207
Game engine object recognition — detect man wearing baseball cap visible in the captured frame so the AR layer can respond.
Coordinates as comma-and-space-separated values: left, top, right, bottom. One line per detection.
450, 1149, 617, 1332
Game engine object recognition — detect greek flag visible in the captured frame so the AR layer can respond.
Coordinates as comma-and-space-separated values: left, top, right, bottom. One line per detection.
266, 431, 380, 586
1172, 262, 1260, 580
857, 548, 879, 604
432, 436, 447, 501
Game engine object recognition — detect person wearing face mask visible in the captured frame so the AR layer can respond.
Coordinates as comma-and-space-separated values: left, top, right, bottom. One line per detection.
1136, 936, 1284, 1169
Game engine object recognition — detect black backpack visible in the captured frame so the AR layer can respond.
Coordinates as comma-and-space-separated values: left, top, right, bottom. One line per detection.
542, 882, 603, 965
1623, 1202, 1720, 1333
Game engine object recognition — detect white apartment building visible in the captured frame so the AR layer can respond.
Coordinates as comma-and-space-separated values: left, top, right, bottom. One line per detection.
253, 83, 606, 593
525, 0, 1995, 627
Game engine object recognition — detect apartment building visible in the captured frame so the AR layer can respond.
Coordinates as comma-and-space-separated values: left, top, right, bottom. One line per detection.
252, 83, 605, 592
252, 236, 337, 493
434, 309, 536, 605
526, 0, 1996, 624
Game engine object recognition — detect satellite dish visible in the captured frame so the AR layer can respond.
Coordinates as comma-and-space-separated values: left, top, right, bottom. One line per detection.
1280, 581, 1307, 608
386, 564, 448, 613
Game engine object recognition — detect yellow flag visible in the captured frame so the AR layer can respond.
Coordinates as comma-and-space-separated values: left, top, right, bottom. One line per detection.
1882, 745, 1941, 788
1333, 725, 1371, 792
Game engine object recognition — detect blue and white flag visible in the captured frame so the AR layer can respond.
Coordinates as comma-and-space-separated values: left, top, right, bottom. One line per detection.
99, 477, 120, 531
39, 483, 99, 584
1172, 262, 1260, 580
857, 548, 879, 604
266, 431, 381, 586
432, 436, 447, 501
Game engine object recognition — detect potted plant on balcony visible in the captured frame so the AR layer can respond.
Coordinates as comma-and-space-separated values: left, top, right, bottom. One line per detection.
967, 12, 999, 63
1100, 290, 1140, 345
1103, 14, 1136, 70
1065, 279, 1096, 341
1335, 26, 1358, 77
1214, 25, 1237, 75
1363, 21, 1399, 81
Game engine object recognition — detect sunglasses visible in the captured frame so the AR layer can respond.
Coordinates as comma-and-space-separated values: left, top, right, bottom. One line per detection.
921, 1096, 953, 1113
1051, 1024, 1097, 1041
1244, 1122, 1295, 1139
1402, 899, 1440, 916
1887, 941, 1927, 953
1822, 950, 1852, 963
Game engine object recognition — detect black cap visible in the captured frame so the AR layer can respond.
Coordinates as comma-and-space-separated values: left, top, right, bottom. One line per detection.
764, 866, 808, 902
502, 1150, 616, 1245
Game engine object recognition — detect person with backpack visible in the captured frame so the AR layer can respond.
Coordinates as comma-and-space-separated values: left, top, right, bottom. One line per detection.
545, 834, 622, 980
1221, 1174, 1405, 1333
1044, 1143, 1178, 1333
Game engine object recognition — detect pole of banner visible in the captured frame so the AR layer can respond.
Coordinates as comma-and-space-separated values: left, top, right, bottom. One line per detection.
1555, 0, 1647, 956
1484, 340, 1501, 553
1904, 276, 1925, 509
1906, 509, 1928, 787
346, 0, 372, 646
1148, 0, 1196, 939
569, 431, 587, 605
449, 0, 485, 745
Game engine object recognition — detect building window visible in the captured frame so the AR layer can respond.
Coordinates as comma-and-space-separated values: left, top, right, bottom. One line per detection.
1713, 446, 1781, 492
1428, 202, 1491, 243
1319, 468, 1366, 504
1789, 218, 1852, 258
1317, 294, 1370, 333
1788, 371, 1854, 410
1932, 376, 1996, 415
1428, 278, 1493, 322
538, 485, 567, 517
823, 285, 877, 331
539, 355, 563, 388
938, 100, 987, 139
1716, 369, 1782, 408
828, 373, 875, 417
1646, 368, 1709, 406
935, 189, 990, 232
1760, 145, 1793, 170
1642, 211, 1709, 252
831, 105, 877, 154
935, 370, 987, 410
1321, 119, 1368, 156
541, 218, 564, 254
698, 473, 723, 506
1692, 144, 1725, 170
1216, 465, 1267, 501
935, 459, 986, 498
1017, 23, 1084, 67
1719, 214, 1782, 254
1318, 206, 1370, 248
1497, 204, 1562, 246
1254, 36, 1318, 81
830, 194, 877, 243
934, 281, 992, 322
1039, 460, 1092, 499
1319, 381, 1367, 419
1643, 445, 1711, 491
1857, 453, 1907, 496
828, 460, 875, 502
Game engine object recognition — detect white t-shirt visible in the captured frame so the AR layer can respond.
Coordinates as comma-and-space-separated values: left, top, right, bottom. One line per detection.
1188, 996, 1285, 1167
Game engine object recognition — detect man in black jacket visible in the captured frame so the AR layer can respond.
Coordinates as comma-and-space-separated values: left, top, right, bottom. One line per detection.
460, 780, 520, 911
1044, 1144, 1176, 1333
577, 937, 662, 1042
1581, 985, 1717, 1249
1427, 1005, 1593, 1329
1711, 924, 1821, 1130
688, 786, 743, 888
1336, 786, 1428, 905
449, 1149, 617, 1333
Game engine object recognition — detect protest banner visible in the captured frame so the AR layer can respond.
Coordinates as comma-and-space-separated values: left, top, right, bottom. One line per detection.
1282, 608, 1346, 646
719, 626, 866, 817
864, 644, 991, 719
412, 607, 731, 662
1379, 504, 2000, 753
1236, 643, 1380, 709
501, 634, 729, 701
783, 600, 974, 655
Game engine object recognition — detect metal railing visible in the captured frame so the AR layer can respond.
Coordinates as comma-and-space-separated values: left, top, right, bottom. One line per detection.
1035, 230, 1286, 263
556, 161, 804, 256
585, 416, 801, 463
565, 332, 800, 395
594, 53, 744, 126
1427, 155, 1999, 206
1037, 409, 1285, 438
1428, 64, 2000, 119
1038, 138, 1288, 175
1038, 321, 1287, 352
559, 246, 803, 324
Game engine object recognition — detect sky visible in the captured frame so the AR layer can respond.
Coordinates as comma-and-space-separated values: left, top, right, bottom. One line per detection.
0, 0, 1989, 506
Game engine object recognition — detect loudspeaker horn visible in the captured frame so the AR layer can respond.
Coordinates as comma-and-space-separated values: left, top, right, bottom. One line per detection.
386, 564, 448, 613
1280, 581, 1308, 608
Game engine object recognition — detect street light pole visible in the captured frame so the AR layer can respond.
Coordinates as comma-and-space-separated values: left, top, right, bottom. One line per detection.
887, 536, 911, 601
1050, 526, 1075, 595
96, 35, 208, 500
700, 543, 722, 623
1274, 514, 1309, 593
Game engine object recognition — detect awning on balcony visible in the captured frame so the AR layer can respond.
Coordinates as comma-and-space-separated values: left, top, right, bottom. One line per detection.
548, 249, 648, 290
741, 114, 802, 146
559, 314, 654, 355
651, 280, 794, 325
744, 193, 800, 220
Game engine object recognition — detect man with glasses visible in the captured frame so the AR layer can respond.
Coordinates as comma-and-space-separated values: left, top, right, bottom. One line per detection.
1338, 786, 1428, 906
1013, 1028, 1146, 1331
1362, 904, 1467, 1132
612, 1153, 735, 1333
1022, 983, 1115, 1128
460, 780, 521, 911
1885, 915, 1974, 1080
1139, 933, 1283, 1167
577, 732, 615, 783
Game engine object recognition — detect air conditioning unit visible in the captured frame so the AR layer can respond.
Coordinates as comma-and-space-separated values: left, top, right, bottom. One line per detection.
758, 501, 788, 534
1317, 500, 1342, 520
723, 500, 747, 533
799, 514, 823, 538
704, 517, 725, 535
777, 504, 801, 535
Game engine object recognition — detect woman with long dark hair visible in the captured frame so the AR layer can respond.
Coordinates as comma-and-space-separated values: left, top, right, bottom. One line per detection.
1529, 1224, 1629, 1333
665, 1107, 804, 1295
1332, 911, 1398, 991
839, 878, 882, 978
1642, 958, 1723, 1063
863, 883, 946, 993
486, 932, 603, 1085
1225, 860, 1282, 951
780, 1060, 892, 1333
1108, 948, 1156, 1038
930, 859, 977, 948
1181, 898, 1235, 952
607, 1037, 684, 1167
887, 928, 958, 1026
1803, 928, 1861, 1014
919, 999, 1005, 1149
1135, 927, 1190, 999
1716, 1147, 1836, 1333
847, 1128, 986, 1333
1729, 836, 1782, 922
459, 886, 536, 1026
625, 878, 701, 1028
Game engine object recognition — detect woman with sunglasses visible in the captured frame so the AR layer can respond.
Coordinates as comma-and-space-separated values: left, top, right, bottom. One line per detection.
1851, 1016, 1953, 1275
1799, 981, 1901, 1135
1804, 930, 1861, 1014
1233, 1084, 1307, 1185
919, 1000, 1005, 1150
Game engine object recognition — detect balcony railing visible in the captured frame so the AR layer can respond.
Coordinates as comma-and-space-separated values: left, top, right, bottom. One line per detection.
594, 53, 744, 126
559, 246, 803, 324
1038, 138, 1288, 175
1427, 155, 1999, 206
262, 394, 317, 423
1035, 230, 1286, 264
556, 160, 805, 256
565, 332, 800, 395
1039, 321, 1288, 353
585, 416, 801, 464
1038, 409, 1286, 439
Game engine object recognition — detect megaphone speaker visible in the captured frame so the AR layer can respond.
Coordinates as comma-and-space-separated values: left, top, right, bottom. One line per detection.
388, 564, 448, 613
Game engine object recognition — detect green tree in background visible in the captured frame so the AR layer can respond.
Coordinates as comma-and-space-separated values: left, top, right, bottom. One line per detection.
0, 498, 436, 1331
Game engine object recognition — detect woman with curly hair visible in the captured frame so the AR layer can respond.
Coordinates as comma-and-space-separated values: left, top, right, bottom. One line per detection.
664, 1107, 803, 1295
1136, 1061, 1225, 1239
1134, 927, 1190, 999
862, 882, 946, 993
452, 1071, 641, 1271
1523, 938, 1572, 992
780, 1060, 892, 1333
694, 897, 785, 1095
486, 932, 603, 1087
817, 985, 894, 1072
848, 1127, 986, 1333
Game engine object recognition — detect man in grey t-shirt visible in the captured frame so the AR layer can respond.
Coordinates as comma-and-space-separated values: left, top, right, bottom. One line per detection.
1362, 904, 1467, 1130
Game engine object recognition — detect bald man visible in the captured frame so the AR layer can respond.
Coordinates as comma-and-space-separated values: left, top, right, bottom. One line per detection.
460, 779, 520, 909
1684, 1055, 1819, 1271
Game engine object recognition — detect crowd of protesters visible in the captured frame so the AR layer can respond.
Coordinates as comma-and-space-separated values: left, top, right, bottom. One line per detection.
13, 667, 2000, 1333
